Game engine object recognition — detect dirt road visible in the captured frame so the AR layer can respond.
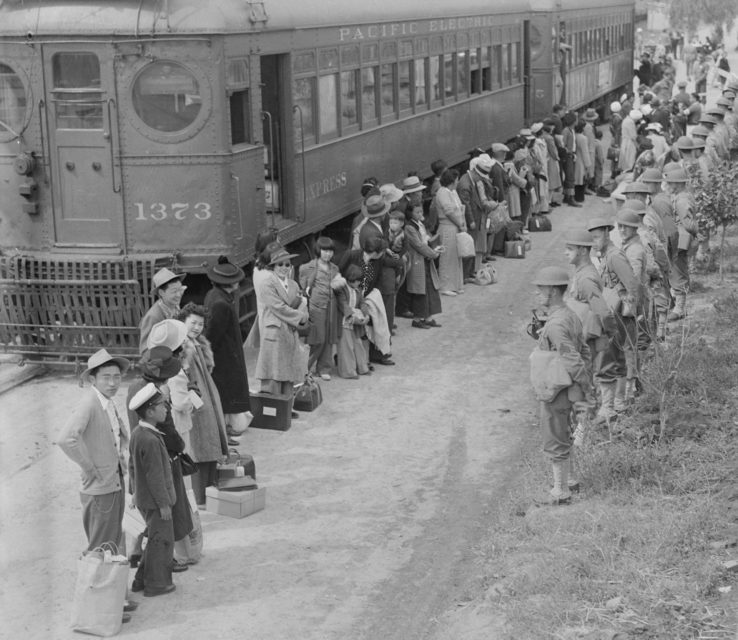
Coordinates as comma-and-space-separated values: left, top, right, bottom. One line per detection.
1, 202, 599, 640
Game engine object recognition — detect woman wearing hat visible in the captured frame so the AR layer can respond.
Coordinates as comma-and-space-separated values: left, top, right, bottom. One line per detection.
126, 346, 194, 574
255, 245, 310, 395
204, 256, 252, 435
139, 268, 187, 353
298, 237, 341, 380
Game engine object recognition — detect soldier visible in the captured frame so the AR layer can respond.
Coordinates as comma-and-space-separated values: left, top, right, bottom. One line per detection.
697, 113, 724, 165
588, 217, 641, 418
529, 266, 594, 504
621, 181, 665, 245
704, 106, 730, 161
714, 97, 738, 160
662, 167, 698, 321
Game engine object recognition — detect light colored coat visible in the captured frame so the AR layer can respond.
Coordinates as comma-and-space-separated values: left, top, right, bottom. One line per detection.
57, 389, 128, 495
404, 221, 440, 295
255, 272, 309, 383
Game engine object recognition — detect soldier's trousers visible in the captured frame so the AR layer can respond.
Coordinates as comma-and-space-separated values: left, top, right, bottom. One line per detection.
540, 388, 573, 463
594, 313, 637, 383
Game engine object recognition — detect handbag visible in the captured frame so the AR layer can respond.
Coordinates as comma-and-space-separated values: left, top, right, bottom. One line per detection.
529, 349, 573, 402
70, 545, 129, 637
293, 374, 323, 412
504, 240, 525, 259
216, 449, 257, 489
528, 215, 552, 232
177, 451, 197, 476
455, 231, 476, 258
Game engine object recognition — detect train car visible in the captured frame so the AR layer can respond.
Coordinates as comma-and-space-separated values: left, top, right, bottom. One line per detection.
0, 0, 634, 363
528, 0, 635, 121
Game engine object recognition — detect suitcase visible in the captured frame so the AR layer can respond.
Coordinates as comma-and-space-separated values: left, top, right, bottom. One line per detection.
249, 391, 293, 431
504, 240, 526, 259
293, 375, 323, 412
528, 215, 552, 232
216, 449, 257, 490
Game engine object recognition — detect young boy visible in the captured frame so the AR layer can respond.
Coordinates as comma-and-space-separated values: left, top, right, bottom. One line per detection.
128, 383, 177, 597
336, 264, 371, 379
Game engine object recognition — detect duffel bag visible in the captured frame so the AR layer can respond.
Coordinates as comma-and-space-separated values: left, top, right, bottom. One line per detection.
293, 374, 323, 412
528, 214, 552, 232
504, 240, 526, 259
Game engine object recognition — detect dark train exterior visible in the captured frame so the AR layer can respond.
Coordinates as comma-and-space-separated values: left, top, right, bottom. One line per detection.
0, 0, 634, 362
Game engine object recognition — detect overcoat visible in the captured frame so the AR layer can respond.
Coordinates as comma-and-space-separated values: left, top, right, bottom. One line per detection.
298, 258, 341, 345
404, 221, 439, 295
204, 285, 250, 413
255, 272, 309, 383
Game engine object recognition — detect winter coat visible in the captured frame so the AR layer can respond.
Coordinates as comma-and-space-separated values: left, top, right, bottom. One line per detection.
204, 285, 250, 414
404, 220, 440, 295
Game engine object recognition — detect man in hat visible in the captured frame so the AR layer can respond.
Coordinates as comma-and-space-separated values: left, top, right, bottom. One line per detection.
697, 113, 723, 164
662, 168, 698, 321
204, 256, 253, 433
705, 107, 730, 161
675, 135, 707, 181
622, 182, 665, 244
398, 174, 426, 220
58, 348, 132, 554
673, 81, 691, 108
541, 121, 563, 205
529, 266, 594, 504
587, 217, 640, 419
352, 191, 389, 251
139, 268, 187, 353
128, 383, 177, 597
640, 167, 679, 261
582, 109, 598, 193
561, 112, 580, 207
531, 123, 551, 212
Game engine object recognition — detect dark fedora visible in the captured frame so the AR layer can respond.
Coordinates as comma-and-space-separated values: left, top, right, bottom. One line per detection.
206, 255, 245, 285
140, 346, 182, 381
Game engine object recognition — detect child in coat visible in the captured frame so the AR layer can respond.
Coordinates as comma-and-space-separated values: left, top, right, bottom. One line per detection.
336, 264, 371, 379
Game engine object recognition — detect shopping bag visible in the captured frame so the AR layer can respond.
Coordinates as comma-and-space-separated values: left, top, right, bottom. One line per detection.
70, 547, 129, 637
293, 374, 323, 412
455, 231, 476, 258
174, 502, 203, 565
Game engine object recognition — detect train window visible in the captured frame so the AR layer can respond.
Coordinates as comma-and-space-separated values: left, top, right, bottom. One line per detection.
619, 25, 625, 51
431, 36, 443, 55
340, 70, 358, 130
470, 48, 481, 95
52, 52, 103, 129
361, 67, 379, 126
398, 60, 412, 112
442, 54, 455, 98
416, 39, 429, 56
380, 63, 396, 118
318, 74, 338, 138
227, 59, 249, 86
492, 45, 502, 89
399, 41, 413, 58
604, 27, 611, 56
362, 44, 379, 63
319, 49, 339, 71
132, 62, 201, 133
511, 43, 520, 83
229, 89, 251, 145
501, 45, 510, 86
414, 59, 427, 107
341, 46, 360, 67
0, 63, 27, 140
481, 47, 491, 91
382, 42, 397, 60
457, 52, 468, 98
293, 76, 316, 140
430, 56, 442, 103
294, 52, 316, 74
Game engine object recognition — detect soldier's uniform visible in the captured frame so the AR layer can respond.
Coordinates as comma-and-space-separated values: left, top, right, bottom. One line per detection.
666, 167, 698, 320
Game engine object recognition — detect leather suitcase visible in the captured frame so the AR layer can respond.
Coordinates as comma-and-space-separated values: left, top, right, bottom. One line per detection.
505, 240, 526, 259
216, 450, 257, 490
249, 392, 293, 431
528, 215, 552, 232
293, 376, 323, 412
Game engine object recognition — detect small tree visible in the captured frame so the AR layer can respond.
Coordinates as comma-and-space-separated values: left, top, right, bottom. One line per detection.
692, 160, 738, 281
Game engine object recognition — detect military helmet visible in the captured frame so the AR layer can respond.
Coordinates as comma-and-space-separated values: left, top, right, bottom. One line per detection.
691, 124, 710, 138
640, 168, 663, 183
705, 106, 725, 117
564, 229, 595, 247
716, 97, 732, 108
622, 199, 647, 214
662, 161, 682, 174
675, 136, 696, 150
587, 216, 615, 231
532, 266, 570, 287
663, 167, 689, 183
616, 210, 641, 228
622, 181, 650, 193
698, 113, 718, 125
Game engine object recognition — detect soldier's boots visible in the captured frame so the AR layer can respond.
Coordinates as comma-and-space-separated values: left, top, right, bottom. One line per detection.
668, 293, 687, 322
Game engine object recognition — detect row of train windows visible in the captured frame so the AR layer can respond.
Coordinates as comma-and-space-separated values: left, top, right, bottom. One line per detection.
292, 45, 521, 144
563, 21, 633, 68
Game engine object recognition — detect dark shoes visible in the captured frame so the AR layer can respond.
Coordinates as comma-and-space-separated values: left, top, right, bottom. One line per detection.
425, 319, 442, 328
144, 584, 176, 598
128, 553, 142, 568
172, 560, 189, 573
123, 600, 139, 613
291, 410, 300, 419
131, 579, 145, 593
412, 320, 430, 329
376, 356, 395, 365
399, 310, 414, 318
122, 614, 131, 624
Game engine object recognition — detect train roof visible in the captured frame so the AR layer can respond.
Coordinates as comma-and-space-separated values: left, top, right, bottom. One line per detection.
530, 0, 634, 12
0, 0, 532, 38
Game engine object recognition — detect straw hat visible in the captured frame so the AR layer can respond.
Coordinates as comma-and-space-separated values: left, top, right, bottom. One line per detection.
151, 268, 185, 295
401, 176, 426, 193
147, 319, 187, 351
82, 348, 130, 378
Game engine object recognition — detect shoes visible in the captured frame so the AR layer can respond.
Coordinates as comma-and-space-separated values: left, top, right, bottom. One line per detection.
291, 410, 300, 419
367, 364, 375, 372
412, 320, 430, 329
375, 356, 395, 365
320, 373, 332, 381
144, 584, 176, 597
463, 277, 475, 284
122, 614, 132, 624
482, 256, 497, 262
227, 437, 240, 446
425, 319, 442, 328
123, 600, 139, 613
128, 553, 142, 568
392, 323, 397, 330
550, 201, 561, 207
458, 289, 465, 294
131, 579, 145, 593
399, 310, 414, 318
440, 290, 457, 296
172, 560, 189, 573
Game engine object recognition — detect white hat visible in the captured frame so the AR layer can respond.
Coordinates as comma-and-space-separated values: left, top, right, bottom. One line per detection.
610, 101, 622, 113
379, 183, 404, 204
630, 109, 643, 121
128, 382, 162, 412
519, 128, 534, 139
640, 104, 653, 116
621, 93, 628, 103
491, 142, 510, 154
530, 122, 544, 134
147, 319, 187, 351
476, 153, 493, 172
645, 122, 662, 132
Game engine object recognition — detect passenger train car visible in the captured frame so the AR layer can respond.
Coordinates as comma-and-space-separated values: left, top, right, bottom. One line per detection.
0, 0, 634, 361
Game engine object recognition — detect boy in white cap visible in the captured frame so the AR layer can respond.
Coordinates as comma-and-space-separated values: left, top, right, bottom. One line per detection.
139, 268, 187, 353
128, 383, 177, 597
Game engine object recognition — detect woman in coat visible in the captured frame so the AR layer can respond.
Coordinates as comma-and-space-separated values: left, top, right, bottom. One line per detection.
298, 237, 340, 380
573, 120, 593, 202
171, 303, 228, 507
255, 245, 310, 395
618, 110, 641, 174
434, 168, 465, 296
203, 256, 251, 437
405, 205, 443, 329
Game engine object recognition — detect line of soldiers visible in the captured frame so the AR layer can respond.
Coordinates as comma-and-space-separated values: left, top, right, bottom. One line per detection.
528, 153, 703, 504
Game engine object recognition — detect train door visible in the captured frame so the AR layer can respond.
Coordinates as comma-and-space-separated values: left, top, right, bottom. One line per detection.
260, 54, 294, 226
42, 45, 123, 248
